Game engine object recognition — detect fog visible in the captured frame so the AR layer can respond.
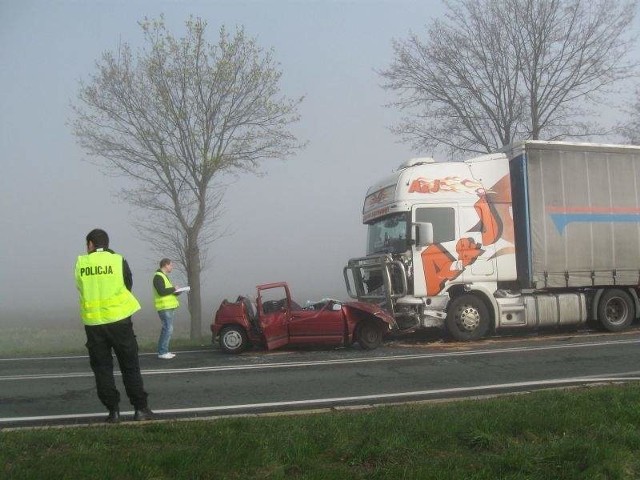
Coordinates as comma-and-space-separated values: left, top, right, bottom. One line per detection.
1, 1, 446, 331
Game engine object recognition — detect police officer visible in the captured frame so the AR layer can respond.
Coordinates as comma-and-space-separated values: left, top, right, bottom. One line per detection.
75, 228, 154, 423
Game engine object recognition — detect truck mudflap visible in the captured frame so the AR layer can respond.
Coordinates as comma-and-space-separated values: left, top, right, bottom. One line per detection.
342, 301, 398, 330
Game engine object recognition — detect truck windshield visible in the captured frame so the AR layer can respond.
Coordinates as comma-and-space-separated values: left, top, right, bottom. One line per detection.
366, 213, 410, 255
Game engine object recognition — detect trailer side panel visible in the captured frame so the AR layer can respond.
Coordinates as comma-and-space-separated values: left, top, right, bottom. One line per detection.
521, 142, 640, 288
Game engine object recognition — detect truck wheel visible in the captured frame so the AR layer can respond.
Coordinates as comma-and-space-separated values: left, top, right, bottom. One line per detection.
357, 321, 384, 350
446, 294, 490, 341
219, 325, 248, 354
598, 289, 634, 332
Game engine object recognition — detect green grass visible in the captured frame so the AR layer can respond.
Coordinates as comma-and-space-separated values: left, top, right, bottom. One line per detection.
1, 326, 88, 356
3, 384, 640, 479
1, 323, 208, 357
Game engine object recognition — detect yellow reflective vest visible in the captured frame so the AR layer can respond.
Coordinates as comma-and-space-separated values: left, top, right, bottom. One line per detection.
75, 250, 141, 325
153, 271, 180, 311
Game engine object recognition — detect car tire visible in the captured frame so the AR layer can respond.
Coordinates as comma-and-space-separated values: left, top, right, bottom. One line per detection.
357, 321, 384, 350
219, 325, 248, 354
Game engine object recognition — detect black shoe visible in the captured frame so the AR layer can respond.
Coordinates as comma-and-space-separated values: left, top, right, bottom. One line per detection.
133, 407, 155, 421
106, 408, 120, 424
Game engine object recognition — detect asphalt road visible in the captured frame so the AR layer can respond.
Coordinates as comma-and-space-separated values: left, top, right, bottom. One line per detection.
2, 328, 640, 429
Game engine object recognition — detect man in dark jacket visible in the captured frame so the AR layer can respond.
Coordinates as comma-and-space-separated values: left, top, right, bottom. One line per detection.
75, 228, 154, 423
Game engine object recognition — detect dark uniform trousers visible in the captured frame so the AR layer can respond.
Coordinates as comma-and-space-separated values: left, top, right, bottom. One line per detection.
84, 317, 148, 410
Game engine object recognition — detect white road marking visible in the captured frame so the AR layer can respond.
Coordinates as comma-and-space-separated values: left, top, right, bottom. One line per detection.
1, 338, 639, 382
2, 373, 640, 424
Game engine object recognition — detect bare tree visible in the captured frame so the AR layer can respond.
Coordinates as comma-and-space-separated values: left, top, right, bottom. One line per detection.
71, 17, 304, 340
621, 88, 640, 144
380, 0, 638, 157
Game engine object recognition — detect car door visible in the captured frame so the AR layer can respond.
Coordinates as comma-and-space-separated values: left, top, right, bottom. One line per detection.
288, 301, 345, 345
257, 284, 290, 350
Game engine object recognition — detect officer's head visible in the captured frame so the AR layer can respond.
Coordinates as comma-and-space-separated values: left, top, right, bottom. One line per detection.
160, 258, 172, 272
86, 229, 109, 252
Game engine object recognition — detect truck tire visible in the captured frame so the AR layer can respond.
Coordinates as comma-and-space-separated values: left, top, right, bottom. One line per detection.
219, 325, 249, 354
446, 294, 490, 341
357, 321, 384, 350
597, 289, 634, 332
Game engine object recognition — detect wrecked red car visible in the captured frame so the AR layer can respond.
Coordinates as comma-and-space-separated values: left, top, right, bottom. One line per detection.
211, 282, 396, 353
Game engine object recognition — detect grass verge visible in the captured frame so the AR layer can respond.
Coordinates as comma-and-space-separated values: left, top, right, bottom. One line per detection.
3, 384, 640, 479
1, 324, 207, 357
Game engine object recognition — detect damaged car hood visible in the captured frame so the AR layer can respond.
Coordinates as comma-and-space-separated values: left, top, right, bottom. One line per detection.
342, 301, 397, 328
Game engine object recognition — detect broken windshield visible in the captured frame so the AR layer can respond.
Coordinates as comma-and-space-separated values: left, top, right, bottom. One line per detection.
366, 212, 410, 255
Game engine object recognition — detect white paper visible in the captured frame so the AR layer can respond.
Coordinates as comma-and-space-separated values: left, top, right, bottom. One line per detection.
175, 286, 191, 293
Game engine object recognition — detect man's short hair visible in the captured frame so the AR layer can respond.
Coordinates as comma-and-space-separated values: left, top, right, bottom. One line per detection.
160, 258, 172, 268
86, 229, 109, 249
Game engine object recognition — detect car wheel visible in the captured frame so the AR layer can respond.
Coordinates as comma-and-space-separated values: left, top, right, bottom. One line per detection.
446, 294, 490, 341
219, 325, 248, 354
357, 321, 383, 350
598, 289, 634, 332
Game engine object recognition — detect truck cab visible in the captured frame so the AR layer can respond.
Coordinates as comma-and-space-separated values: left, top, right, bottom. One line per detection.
345, 153, 514, 338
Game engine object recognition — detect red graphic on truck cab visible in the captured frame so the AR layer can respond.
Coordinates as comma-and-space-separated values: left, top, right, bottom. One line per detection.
421, 174, 513, 295
408, 176, 486, 195
470, 175, 514, 245
421, 238, 484, 296
456, 237, 485, 266
366, 189, 388, 208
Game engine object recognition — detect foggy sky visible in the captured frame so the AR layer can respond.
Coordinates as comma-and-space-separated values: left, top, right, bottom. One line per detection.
1, 0, 446, 329
6, 0, 636, 338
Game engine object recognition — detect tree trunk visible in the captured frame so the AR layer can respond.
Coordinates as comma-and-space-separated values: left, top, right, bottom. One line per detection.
186, 239, 202, 342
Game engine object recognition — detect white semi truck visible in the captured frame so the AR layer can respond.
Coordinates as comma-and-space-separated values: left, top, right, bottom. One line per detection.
344, 141, 640, 340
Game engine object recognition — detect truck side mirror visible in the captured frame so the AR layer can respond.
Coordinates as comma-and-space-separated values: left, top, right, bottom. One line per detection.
415, 222, 434, 247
